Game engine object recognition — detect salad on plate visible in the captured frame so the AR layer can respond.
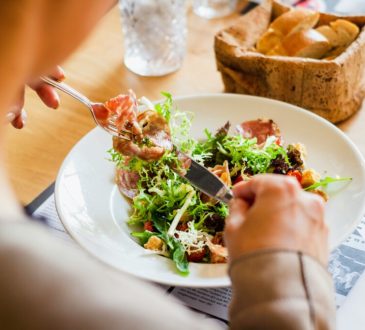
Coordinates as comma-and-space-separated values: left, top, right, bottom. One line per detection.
105, 91, 350, 275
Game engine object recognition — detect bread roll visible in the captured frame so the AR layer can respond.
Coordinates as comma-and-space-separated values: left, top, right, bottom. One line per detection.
256, 28, 282, 54
270, 8, 320, 36
317, 19, 359, 48
273, 29, 331, 58
316, 25, 338, 46
330, 19, 360, 47
257, 8, 320, 55
266, 43, 287, 56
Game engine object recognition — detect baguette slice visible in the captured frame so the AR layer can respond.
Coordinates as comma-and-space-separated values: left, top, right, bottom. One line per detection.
256, 28, 283, 54
317, 19, 360, 48
330, 19, 360, 47
257, 8, 320, 55
316, 25, 338, 46
272, 29, 331, 58
270, 8, 320, 36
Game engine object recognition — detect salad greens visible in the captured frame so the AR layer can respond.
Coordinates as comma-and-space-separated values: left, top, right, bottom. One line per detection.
305, 176, 352, 191
108, 92, 351, 275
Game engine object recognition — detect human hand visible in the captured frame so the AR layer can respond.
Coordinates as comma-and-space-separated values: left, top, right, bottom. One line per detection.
5, 66, 65, 129
225, 174, 328, 265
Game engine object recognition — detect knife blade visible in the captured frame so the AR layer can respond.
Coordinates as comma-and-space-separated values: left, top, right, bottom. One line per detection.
177, 153, 234, 204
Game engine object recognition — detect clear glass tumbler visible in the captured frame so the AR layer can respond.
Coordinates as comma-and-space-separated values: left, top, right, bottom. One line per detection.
193, 0, 237, 19
119, 0, 187, 77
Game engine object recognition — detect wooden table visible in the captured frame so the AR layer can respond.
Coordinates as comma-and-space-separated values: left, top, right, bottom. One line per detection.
4, 6, 365, 205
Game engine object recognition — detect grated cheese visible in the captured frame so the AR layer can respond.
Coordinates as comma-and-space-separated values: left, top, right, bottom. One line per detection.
175, 222, 208, 254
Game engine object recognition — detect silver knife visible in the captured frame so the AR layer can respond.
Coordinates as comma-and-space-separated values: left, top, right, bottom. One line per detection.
177, 153, 234, 204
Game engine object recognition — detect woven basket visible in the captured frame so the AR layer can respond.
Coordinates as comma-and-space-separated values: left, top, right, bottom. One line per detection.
214, 0, 365, 123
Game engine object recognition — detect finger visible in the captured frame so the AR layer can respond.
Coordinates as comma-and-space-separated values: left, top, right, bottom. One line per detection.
233, 174, 300, 203
300, 191, 326, 224
28, 66, 65, 109
6, 87, 25, 126
34, 84, 60, 109
6, 105, 22, 124
226, 198, 250, 231
29, 66, 65, 86
232, 174, 271, 204
11, 109, 27, 129
232, 180, 256, 205
5, 112, 16, 124
49, 65, 65, 81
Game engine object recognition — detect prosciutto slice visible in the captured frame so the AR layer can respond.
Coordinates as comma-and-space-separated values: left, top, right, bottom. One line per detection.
115, 167, 139, 199
104, 90, 142, 135
108, 92, 172, 162
237, 118, 281, 145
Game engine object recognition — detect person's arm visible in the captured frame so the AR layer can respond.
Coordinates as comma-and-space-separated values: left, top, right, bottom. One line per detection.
229, 250, 335, 329
0, 219, 221, 330
225, 175, 336, 330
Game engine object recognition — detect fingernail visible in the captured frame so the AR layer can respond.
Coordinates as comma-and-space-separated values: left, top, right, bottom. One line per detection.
228, 200, 245, 227
59, 70, 65, 81
53, 93, 60, 109
55, 66, 65, 81
21, 109, 27, 126
5, 112, 16, 123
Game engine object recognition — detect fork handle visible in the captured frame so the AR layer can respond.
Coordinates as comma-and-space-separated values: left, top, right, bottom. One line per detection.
41, 76, 92, 108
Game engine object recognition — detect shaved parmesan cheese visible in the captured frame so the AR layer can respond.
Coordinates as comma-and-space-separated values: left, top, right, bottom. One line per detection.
175, 222, 208, 254
167, 190, 195, 237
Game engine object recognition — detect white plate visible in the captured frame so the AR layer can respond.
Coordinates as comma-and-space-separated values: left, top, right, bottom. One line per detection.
55, 94, 365, 287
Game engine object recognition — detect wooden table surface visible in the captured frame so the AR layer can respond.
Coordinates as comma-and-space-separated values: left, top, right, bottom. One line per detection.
4, 6, 365, 205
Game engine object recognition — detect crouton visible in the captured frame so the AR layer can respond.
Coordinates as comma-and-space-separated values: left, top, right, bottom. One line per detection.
144, 236, 164, 251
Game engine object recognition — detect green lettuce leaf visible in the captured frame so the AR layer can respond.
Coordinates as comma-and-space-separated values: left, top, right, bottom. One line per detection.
305, 177, 352, 191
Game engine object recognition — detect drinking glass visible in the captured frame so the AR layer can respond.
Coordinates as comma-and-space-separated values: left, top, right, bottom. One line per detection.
119, 0, 187, 77
193, 0, 237, 19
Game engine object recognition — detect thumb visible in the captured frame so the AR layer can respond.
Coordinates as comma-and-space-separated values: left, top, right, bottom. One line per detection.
11, 109, 27, 129
226, 198, 249, 231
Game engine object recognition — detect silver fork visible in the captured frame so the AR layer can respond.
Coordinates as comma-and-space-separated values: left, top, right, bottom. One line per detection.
41, 76, 129, 140
43, 76, 233, 204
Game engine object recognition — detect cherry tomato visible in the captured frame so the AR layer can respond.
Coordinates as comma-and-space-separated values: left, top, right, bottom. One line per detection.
287, 170, 302, 183
176, 222, 188, 232
144, 221, 155, 232
187, 248, 206, 262
233, 175, 244, 185
275, 137, 282, 146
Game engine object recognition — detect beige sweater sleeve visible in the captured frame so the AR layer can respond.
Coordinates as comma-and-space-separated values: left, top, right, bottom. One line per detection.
0, 220, 220, 330
0, 219, 336, 330
229, 250, 336, 330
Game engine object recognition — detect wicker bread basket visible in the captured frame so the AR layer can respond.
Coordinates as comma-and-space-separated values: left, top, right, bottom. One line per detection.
214, 0, 365, 123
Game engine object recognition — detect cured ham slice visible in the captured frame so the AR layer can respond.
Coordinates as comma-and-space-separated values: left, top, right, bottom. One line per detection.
104, 90, 142, 135
237, 118, 281, 145
113, 136, 167, 161
115, 167, 139, 199
108, 92, 172, 161
137, 110, 172, 151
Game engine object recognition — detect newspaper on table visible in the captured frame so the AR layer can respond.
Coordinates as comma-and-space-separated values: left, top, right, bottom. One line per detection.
33, 193, 365, 323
